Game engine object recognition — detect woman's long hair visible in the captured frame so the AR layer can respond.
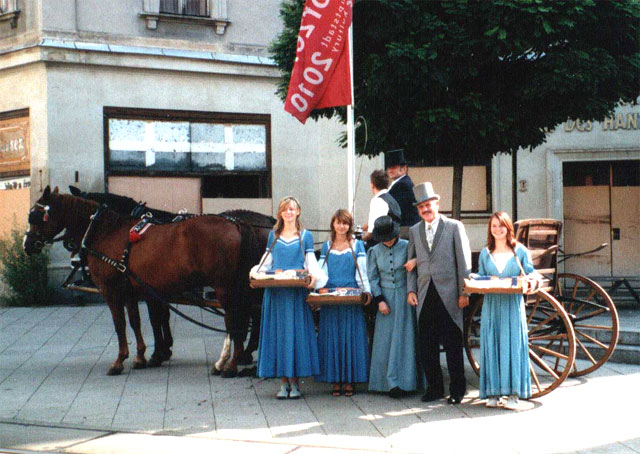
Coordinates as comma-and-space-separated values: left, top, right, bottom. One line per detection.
487, 211, 517, 252
273, 196, 303, 235
329, 209, 354, 243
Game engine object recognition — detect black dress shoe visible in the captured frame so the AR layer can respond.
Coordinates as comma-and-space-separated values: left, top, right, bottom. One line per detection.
447, 395, 463, 405
421, 389, 444, 402
389, 387, 405, 398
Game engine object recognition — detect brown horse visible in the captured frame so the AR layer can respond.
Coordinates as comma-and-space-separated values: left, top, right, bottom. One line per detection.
66, 186, 273, 376
24, 186, 258, 376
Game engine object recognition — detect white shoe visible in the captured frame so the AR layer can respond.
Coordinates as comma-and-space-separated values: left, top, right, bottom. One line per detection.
276, 383, 290, 400
289, 383, 302, 399
486, 397, 499, 408
504, 395, 519, 410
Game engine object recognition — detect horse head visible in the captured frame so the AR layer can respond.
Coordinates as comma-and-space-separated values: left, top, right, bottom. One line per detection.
24, 186, 64, 255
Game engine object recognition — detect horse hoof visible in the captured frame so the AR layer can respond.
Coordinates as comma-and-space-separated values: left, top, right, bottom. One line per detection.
237, 366, 257, 377
107, 366, 124, 376
163, 349, 173, 361
132, 360, 147, 370
148, 356, 163, 368
211, 366, 223, 376
237, 353, 253, 366
221, 369, 237, 378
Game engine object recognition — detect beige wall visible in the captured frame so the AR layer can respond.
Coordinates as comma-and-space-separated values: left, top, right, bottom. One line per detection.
0, 187, 29, 237
108, 176, 202, 215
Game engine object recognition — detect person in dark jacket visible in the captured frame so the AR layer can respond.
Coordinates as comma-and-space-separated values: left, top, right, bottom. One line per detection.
385, 149, 420, 236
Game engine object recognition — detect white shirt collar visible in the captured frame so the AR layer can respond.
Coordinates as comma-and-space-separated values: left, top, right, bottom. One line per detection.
374, 188, 389, 198
387, 174, 406, 190
424, 215, 440, 233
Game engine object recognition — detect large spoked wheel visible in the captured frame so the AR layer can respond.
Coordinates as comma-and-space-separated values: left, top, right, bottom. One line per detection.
464, 290, 577, 398
555, 273, 619, 377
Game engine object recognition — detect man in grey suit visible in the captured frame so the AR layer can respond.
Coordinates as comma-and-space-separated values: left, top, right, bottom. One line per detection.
407, 182, 472, 404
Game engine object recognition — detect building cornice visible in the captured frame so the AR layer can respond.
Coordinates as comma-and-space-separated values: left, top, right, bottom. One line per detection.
0, 38, 279, 78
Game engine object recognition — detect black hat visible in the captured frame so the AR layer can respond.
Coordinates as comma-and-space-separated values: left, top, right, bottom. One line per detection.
384, 149, 407, 169
371, 215, 400, 243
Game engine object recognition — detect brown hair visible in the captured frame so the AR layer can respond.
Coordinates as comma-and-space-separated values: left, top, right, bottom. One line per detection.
487, 211, 517, 252
370, 169, 390, 191
274, 196, 303, 235
329, 209, 354, 243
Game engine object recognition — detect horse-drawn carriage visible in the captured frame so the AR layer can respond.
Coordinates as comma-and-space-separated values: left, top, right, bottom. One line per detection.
464, 219, 619, 397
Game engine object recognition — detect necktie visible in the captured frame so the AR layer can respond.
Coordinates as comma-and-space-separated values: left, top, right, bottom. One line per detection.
427, 224, 434, 250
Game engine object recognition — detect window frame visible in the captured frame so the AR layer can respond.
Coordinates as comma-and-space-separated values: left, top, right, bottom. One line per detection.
103, 107, 272, 198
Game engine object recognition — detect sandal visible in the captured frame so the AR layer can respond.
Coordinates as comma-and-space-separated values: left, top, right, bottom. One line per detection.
344, 384, 354, 397
331, 384, 342, 397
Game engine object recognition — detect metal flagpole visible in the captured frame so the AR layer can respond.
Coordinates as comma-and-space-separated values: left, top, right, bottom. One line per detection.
347, 24, 355, 216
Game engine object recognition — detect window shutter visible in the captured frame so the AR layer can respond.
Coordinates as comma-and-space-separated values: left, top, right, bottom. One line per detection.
159, 0, 180, 14
185, 0, 207, 16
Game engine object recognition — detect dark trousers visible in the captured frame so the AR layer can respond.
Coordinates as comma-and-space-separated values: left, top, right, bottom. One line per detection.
418, 281, 466, 397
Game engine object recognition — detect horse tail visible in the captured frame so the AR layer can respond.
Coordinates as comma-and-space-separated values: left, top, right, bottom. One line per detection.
227, 221, 260, 342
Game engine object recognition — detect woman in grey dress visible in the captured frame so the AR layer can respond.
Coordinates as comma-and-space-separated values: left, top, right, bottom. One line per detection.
366, 216, 421, 397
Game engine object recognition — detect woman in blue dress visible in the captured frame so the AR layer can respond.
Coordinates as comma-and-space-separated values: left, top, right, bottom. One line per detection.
253, 196, 327, 400
477, 211, 540, 410
367, 216, 421, 397
315, 209, 371, 397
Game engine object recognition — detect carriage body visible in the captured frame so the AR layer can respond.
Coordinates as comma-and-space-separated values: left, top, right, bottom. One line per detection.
464, 218, 619, 398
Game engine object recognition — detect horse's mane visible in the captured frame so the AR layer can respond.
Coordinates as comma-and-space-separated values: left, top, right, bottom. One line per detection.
69, 186, 276, 228
222, 209, 276, 228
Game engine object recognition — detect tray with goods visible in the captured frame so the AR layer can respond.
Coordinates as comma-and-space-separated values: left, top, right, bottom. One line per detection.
306, 288, 370, 307
249, 269, 312, 288
463, 276, 531, 294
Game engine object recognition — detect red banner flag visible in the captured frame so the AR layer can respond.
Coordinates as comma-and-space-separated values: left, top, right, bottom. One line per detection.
284, 0, 353, 124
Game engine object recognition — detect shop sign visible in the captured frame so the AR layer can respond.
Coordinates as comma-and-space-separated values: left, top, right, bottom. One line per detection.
0, 116, 29, 177
564, 112, 639, 132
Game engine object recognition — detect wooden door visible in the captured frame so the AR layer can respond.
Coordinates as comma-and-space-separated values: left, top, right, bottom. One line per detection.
610, 161, 640, 276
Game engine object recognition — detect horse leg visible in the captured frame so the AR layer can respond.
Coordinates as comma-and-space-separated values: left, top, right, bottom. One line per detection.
125, 298, 147, 369
211, 334, 231, 376
237, 303, 261, 366
147, 300, 167, 368
160, 304, 173, 361
105, 297, 128, 376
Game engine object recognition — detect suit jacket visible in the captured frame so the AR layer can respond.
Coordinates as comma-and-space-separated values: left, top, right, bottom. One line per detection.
388, 175, 420, 227
407, 215, 472, 330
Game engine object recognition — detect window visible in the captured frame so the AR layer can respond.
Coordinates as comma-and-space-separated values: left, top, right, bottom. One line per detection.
0, 0, 19, 28
141, 0, 229, 33
104, 108, 271, 198
160, 0, 207, 17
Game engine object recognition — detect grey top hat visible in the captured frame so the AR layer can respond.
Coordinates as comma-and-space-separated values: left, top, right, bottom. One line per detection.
371, 215, 400, 243
384, 149, 407, 169
413, 182, 440, 206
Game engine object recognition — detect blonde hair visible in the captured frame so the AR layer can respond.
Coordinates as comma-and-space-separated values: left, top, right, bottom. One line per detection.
274, 196, 303, 235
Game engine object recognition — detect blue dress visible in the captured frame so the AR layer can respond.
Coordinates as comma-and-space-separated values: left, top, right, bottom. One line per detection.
367, 239, 421, 392
315, 240, 370, 384
478, 243, 533, 399
257, 230, 320, 378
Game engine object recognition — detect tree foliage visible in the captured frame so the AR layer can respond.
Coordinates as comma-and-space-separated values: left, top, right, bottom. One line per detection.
270, 0, 639, 216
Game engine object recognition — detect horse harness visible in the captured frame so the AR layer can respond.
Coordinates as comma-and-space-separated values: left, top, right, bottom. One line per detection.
63, 203, 255, 334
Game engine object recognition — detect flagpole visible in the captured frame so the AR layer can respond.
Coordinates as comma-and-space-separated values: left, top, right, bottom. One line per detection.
347, 24, 355, 217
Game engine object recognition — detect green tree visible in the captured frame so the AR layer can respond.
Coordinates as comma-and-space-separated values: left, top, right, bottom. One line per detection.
270, 0, 640, 218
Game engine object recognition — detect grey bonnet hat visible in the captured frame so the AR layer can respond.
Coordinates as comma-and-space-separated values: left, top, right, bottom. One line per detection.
371, 215, 400, 243
413, 182, 440, 206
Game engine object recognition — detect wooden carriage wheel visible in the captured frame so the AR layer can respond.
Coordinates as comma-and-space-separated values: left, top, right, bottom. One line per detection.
554, 273, 619, 377
464, 290, 577, 398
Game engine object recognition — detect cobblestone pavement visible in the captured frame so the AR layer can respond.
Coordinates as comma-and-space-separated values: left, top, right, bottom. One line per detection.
1, 305, 639, 454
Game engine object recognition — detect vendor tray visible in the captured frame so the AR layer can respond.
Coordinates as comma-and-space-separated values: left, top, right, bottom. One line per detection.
306, 289, 367, 306
463, 277, 527, 294
250, 270, 311, 288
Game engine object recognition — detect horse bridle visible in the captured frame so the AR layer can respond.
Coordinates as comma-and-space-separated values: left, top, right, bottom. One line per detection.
25, 202, 72, 250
